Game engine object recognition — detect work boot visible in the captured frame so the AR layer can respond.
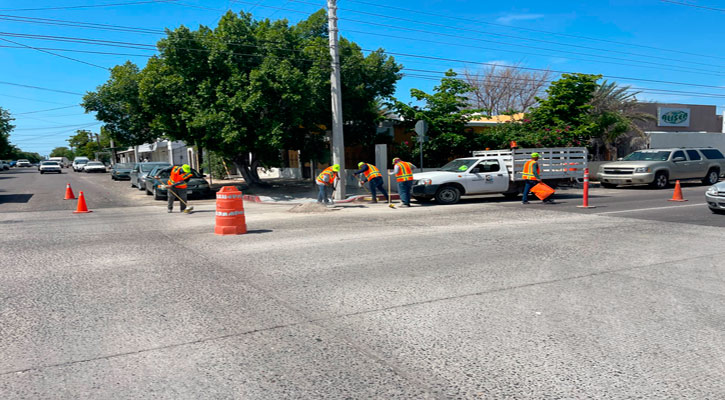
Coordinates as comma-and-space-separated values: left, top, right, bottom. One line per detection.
522, 201, 530, 205
167, 209, 173, 213
371, 199, 378, 203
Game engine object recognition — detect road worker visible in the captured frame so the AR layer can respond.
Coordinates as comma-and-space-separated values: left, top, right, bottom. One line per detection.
521, 152, 553, 204
316, 164, 340, 204
389, 157, 416, 207
353, 161, 389, 203
164, 164, 194, 213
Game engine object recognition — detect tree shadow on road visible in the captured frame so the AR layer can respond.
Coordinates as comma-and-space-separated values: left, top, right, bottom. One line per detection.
0, 194, 33, 203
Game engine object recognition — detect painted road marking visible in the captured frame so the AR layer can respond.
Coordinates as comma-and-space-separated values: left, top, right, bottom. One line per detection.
595, 203, 707, 215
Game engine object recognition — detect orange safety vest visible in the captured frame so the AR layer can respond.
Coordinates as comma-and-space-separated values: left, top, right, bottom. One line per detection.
395, 161, 414, 182
522, 160, 539, 180
168, 166, 193, 189
316, 166, 337, 185
362, 163, 382, 181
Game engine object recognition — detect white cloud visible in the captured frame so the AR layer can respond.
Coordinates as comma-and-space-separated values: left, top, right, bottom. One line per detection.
496, 13, 545, 24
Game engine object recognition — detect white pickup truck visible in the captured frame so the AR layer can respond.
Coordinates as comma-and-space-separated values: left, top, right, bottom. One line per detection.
411, 148, 588, 204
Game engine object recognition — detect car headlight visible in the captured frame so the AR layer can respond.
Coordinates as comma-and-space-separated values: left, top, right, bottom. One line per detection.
418, 178, 432, 185
634, 167, 651, 173
707, 186, 718, 195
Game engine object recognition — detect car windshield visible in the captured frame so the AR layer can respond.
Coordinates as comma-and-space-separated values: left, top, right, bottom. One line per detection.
87, 162, 103, 166
41, 161, 58, 165
75, 160, 88, 164
622, 151, 671, 161
141, 163, 168, 172
153, 167, 202, 179
439, 159, 478, 172
114, 163, 133, 169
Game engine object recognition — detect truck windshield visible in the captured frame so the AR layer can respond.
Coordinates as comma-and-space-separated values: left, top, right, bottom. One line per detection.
622, 151, 671, 161
439, 159, 478, 172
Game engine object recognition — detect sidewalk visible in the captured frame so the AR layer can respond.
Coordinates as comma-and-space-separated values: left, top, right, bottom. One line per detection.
205, 177, 399, 204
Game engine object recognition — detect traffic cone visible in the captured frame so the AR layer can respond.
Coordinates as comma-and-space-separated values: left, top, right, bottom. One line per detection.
668, 180, 687, 202
73, 191, 92, 213
63, 183, 75, 200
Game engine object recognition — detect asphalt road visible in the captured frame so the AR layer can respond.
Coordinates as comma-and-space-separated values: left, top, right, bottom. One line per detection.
1, 168, 724, 398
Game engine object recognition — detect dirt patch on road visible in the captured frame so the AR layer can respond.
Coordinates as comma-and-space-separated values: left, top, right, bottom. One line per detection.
288, 203, 336, 213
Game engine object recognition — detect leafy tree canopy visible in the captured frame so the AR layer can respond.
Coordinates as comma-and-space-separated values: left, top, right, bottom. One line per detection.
50, 146, 75, 159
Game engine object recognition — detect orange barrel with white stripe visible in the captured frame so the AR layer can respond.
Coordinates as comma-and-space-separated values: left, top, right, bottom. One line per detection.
215, 186, 247, 235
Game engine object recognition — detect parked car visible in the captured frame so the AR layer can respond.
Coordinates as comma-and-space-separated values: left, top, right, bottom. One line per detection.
72, 157, 89, 172
144, 165, 211, 200
0, 160, 9, 170
39, 161, 62, 174
111, 163, 135, 180
598, 148, 725, 189
84, 161, 107, 173
48, 156, 70, 168
16, 159, 31, 167
130, 162, 170, 190
706, 182, 725, 214
9, 160, 16, 167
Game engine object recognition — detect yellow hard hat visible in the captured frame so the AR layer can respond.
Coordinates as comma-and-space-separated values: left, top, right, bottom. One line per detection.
531, 152, 540, 158
182, 164, 191, 173
358, 162, 365, 168
392, 157, 401, 164
331, 164, 340, 172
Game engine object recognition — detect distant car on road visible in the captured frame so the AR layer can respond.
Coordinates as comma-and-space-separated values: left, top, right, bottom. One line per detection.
39, 161, 62, 174
130, 162, 170, 190
48, 156, 70, 168
144, 165, 211, 200
84, 161, 107, 173
0, 160, 9, 170
9, 160, 16, 167
110, 163, 135, 180
598, 148, 725, 189
706, 181, 725, 214
16, 159, 31, 167
72, 157, 89, 172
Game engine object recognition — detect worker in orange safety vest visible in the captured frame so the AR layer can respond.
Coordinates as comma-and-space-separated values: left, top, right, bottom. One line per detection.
521, 152, 553, 204
389, 157, 416, 207
316, 164, 340, 204
165, 164, 194, 213
353, 161, 389, 203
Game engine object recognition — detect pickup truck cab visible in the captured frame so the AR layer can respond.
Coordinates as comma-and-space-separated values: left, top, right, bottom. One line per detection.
412, 147, 587, 204
598, 148, 725, 189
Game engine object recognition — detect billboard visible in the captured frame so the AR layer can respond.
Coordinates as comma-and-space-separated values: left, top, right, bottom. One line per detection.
657, 107, 690, 127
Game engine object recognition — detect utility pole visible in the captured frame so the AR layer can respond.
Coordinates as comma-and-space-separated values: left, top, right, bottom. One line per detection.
327, 0, 345, 200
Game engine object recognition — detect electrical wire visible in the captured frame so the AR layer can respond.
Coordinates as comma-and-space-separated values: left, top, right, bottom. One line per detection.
13, 105, 80, 115
0, 81, 85, 95
0, 37, 110, 70
0, 0, 178, 12
661, 0, 725, 12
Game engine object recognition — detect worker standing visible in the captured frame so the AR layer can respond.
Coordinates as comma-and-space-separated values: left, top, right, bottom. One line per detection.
390, 157, 416, 207
165, 164, 194, 213
521, 152, 553, 204
316, 164, 340, 204
353, 161, 389, 203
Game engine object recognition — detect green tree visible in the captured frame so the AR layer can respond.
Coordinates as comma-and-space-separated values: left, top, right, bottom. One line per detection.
0, 107, 16, 159
67, 129, 101, 159
589, 80, 654, 160
82, 61, 154, 147
390, 70, 485, 165
50, 146, 75, 159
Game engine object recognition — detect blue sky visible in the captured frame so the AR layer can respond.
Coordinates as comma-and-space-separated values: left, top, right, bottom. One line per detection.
1, 0, 724, 155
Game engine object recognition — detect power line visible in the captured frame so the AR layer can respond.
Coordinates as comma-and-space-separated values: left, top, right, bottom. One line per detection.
13, 123, 102, 131
0, 0, 178, 12
0, 81, 85, 95
0, 14, 164, 35
345, 0, 724, 62
10, 122, 101, 142
0, 94, 74, 105
661, 0, 725, 12
0, 37, 109, 70
0, 44, 154, 58
13, 105, 80, 115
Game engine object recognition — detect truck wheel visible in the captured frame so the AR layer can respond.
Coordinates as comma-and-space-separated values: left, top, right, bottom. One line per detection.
702, 168, 720, 185
435, 186, 460, 205
651, 172, 669, 189
601, 182, 618, 189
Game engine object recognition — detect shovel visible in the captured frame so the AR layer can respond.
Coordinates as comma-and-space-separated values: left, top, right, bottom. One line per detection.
161, 185, 194, 213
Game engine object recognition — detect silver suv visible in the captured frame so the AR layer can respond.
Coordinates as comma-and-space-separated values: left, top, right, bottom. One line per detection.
598, 148, 725, 189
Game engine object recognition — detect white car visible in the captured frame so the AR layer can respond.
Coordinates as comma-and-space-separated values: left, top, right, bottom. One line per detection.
83, 161, 107, 173
72, 158, 89, 171
16, 159, 31, 167
0, 160, 9, 170
39, 161, 62, 174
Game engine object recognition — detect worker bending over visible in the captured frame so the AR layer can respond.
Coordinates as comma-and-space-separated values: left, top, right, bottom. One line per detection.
164, 164, 194, 213
353, 161, 389, 203
390, 157, 416, 207
316, 164, 340, 204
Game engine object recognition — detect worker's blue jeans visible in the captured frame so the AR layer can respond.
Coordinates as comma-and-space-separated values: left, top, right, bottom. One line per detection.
317, 183, 332, 203
522, 180, 536, 203
397, 180, 413, 205
368, 177, 388, 201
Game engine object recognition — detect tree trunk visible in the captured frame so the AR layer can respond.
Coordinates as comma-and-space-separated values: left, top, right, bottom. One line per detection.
232, 155, 269, 187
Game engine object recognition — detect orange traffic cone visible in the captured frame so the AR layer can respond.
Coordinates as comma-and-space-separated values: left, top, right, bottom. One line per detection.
668, 180, 687, 202
63, 183, 75, 200
73, 191, 92, 213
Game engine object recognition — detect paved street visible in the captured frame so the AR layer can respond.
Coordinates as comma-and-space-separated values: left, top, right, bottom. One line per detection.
1, 168, 724, 398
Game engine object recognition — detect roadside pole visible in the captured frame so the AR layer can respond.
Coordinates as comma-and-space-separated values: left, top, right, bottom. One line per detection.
327, 0, 345, 200
415, 120, 428, 170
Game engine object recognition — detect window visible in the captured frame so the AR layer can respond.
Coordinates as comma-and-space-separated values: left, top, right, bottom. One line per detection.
623, 151, 670, 161
672, 150, 686, 160
473, 161, 500, 173
686, 150, 701, 161
701, 149, 725, 160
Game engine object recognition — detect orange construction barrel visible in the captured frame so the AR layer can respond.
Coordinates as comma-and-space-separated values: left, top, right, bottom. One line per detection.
215, 186, 247, 235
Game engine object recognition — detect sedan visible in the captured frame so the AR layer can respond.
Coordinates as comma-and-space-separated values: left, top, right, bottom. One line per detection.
130, 162, 170, 190
16, 159, 31, 167
706, 182, 725, 213
84, 161, 107, 173
39, 161, 62, 174
144, 166, 211, 200
111, 163, 135, 180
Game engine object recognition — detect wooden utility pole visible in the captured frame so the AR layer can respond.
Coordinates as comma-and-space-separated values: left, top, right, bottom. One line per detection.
327, 0, 345, 200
